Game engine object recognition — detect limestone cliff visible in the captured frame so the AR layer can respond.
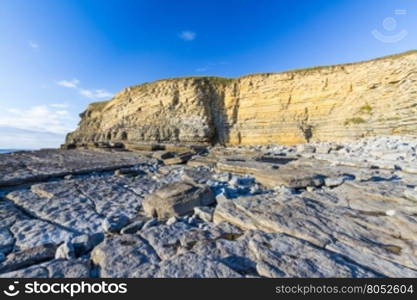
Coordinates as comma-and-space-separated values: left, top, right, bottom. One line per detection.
66, 50, 417, 146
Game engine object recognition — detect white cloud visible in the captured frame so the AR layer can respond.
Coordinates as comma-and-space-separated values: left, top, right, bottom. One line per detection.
57, 79, 113, 99
79, 89, 113, 99
0, 126, 65, 149
57, 79, 80, 89
50, 103, 70, 109
0, 105, 76, 135
29, 41, 40, 49
179, 30, 196, 41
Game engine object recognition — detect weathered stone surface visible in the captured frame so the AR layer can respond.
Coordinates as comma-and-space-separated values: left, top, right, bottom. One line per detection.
10, 219, 74, 250
193, 206, 214, 222
0, 199, 28, 229
324, 175, 351, 187
153, 252, 242, 278
142, 218, 158, 229
139, 220, 243, 262
124, 143, 164, 152
139, 221, 200, 260
6, 175, 147, 234
0, 244, 57, 274
331, 181, 417, 215
143, 182, 214, 219
0, 149, 147, 187
153, 151, 176, 160
163, 152, 194, 165
214, 194, 333, 247
2, 134, 417, 278
246, 231, 379, 277
404, 187, 417, 202
213, 192, 417, 277
326, 241, 417, 278
91, 235, 160, 278
7, 188, 103, 234
0, 259, 90, 278
296, 144, 316, 153
102, 214, 129, 233
217, 159, 325, 188
55, 242, 75, 260
71, 233, 104, 256
114, 167, 145, 177
187, 156, 217, 168
181, 167, 213, 184
120, 221, 145, 234
0, 228, 14, 254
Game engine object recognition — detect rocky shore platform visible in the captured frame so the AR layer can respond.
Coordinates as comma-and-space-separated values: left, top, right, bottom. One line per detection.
1, 135, 417, 278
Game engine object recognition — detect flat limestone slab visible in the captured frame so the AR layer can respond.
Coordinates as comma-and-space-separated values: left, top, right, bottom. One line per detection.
0, 258, 91, 278
0, 149, 148, 187
6, 175, 147, 234
91, 235, 160, 278
213, 193, 417, 277
217, 159, 325, 188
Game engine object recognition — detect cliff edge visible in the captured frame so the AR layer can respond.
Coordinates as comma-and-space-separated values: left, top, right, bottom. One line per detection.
66, 50, 417, 147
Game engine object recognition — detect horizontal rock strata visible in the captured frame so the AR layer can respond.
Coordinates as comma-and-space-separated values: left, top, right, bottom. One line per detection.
66, 51, 417, 147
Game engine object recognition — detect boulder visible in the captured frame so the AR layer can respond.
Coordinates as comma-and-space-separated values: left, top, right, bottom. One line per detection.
143, 182, 215, 219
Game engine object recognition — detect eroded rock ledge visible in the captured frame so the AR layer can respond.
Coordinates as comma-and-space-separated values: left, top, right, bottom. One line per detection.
1, 135, 417, 278
65, 51, 417, 148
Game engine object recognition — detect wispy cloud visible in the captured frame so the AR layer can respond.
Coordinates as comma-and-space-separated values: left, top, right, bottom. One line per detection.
179, 30, 196, 41
56, 79, 113, 100
79, 89, 113, 99
56, 79, 80, 89
29, 41, 40, 50
0, 126, 66, 149
50, 103, 70, 109
0, 104, 76, 135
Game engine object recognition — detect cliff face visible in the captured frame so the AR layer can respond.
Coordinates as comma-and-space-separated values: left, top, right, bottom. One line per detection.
66, 51, 417, 146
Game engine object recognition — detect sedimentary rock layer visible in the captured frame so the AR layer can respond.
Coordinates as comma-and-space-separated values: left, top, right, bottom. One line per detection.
66, 51, 417, 146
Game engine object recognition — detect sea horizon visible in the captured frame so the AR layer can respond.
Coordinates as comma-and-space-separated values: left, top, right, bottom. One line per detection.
0, 149, 30, 154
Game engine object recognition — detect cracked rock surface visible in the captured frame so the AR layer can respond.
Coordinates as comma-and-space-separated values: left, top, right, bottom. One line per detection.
1, 136, 417, 277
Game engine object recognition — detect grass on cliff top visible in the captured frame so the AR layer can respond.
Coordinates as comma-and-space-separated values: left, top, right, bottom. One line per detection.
123, 50, 417, 93
238, 50, 417, 79
130, 76, 234, 91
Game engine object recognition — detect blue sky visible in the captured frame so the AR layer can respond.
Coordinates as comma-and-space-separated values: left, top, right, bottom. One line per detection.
0, 0, 416, 149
